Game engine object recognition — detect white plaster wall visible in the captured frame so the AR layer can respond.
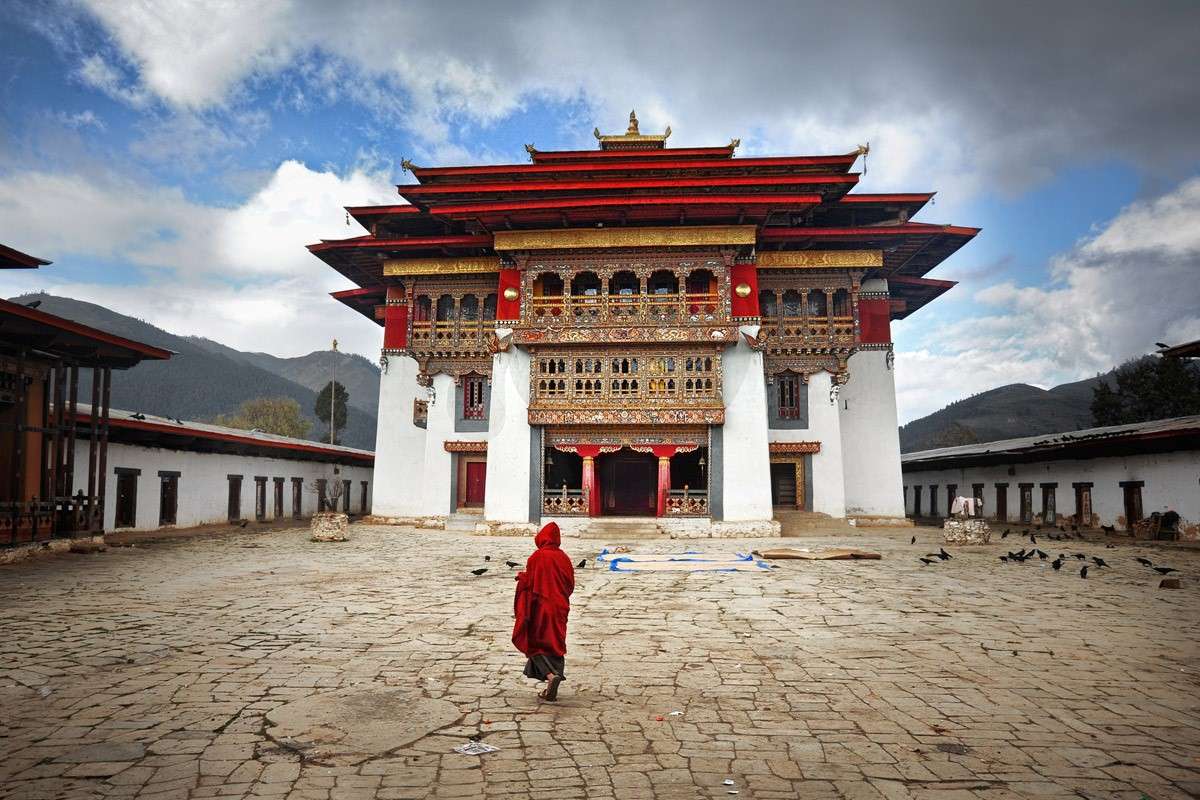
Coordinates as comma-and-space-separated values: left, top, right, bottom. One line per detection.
420, 372, 457, 516
484, 338, 533, 523
77, 441, 373, 531
839, 348, 905, 517
372, 354, 427, 517
901, 450, 1200, 527
720, 326, 773, 521
795, 370, 847, 517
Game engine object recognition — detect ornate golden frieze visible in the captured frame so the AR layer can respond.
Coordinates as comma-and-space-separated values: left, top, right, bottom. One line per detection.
383, 256, 501, 276
444, 441, 488, 453
494, 225, 757, 251
769, 441, 821, 454
757, 250, 883, 268
545, 425, 708, 448
516, 325, 736, 346
529, 407, 724, 426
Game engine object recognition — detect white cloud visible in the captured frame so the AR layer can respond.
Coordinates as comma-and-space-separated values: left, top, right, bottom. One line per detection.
70, 1, 1200, 201
0, 159, 395, 358
54, 109, 106, 130
76, 53, 151, 108
894, 177, 1200, 422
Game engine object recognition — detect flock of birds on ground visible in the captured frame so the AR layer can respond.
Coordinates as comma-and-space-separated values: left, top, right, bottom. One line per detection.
913, 522, 1178, 580
469, 554, 589, 576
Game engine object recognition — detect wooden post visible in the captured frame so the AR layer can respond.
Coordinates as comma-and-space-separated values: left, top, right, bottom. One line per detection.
50, 364, 64, 531
87, 366, 100, 531
582, 456, 597, 517
95, 368, 111, 533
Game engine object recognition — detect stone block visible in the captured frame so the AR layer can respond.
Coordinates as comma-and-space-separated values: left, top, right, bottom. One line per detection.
942, 517, 991, 544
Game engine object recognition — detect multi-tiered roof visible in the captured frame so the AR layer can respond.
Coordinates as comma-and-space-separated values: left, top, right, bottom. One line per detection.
310, 112, 976, 321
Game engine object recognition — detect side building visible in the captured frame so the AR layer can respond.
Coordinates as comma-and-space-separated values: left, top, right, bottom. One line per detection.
72, 407, 374, 533
901, 415, 1200, 539
310, 115, 977, 535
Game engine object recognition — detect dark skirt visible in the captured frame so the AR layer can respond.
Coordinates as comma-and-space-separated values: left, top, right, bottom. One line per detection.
523, 654, 565, 682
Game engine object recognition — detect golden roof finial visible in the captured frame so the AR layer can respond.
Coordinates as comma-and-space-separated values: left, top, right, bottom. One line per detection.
595, 109, 670, 150
627, 109, 640, 135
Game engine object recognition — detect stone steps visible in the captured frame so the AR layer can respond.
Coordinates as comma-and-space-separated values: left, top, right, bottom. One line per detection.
578, 518, 668, 540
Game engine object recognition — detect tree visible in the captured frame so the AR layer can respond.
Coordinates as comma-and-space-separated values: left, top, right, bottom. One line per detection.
929, 421, 979, 448
315, 380, 349, 443
1091, 356, 1200, 426
214, 397, 312, 439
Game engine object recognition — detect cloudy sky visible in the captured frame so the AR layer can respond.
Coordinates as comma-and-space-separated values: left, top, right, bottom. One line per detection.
1, 0, 1198, 422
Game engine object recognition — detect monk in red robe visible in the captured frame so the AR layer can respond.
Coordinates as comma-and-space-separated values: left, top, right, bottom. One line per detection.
512, 521, 575, 701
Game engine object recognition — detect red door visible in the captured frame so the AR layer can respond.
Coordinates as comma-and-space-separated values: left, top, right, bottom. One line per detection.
465, 462, 487, 506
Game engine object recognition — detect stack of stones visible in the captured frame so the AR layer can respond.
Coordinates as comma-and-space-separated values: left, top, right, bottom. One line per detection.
310, 511, 349, 542
942, 516, 991, 544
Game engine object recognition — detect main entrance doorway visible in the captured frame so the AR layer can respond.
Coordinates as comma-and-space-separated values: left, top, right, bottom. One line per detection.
597, 451, 656, 516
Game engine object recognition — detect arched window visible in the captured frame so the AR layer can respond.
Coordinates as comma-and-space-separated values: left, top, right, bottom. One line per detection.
570, 271, 601, 297
808, 289, 827, 317
832, 288, 850, 317
435, 294, 456, 321
413, 295, 432, 322
608, 270, 640, 296
759, 290, 778, 317
647, 270, 679, 295
459, 294, 479, 321
782, 290, 803, 317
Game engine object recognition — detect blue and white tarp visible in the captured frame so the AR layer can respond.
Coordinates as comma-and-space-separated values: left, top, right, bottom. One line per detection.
596, 549, 774, 572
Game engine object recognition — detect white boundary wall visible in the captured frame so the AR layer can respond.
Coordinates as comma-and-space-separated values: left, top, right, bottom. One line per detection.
720, 326, 773, 521
75, 441, 373, 532
902, 450, 1200, 530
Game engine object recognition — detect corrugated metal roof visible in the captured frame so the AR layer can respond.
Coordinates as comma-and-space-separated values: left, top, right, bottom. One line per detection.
75, 404, 374, 461
902, 414, 1200, 466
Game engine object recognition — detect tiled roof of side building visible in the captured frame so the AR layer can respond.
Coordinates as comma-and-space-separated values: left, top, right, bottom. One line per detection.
901, 415, 1200, 469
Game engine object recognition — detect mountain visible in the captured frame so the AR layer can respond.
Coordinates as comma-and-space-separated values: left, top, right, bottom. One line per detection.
899, 374, 1114, 453
8, 293, 379, 450
185, 338, 380, 416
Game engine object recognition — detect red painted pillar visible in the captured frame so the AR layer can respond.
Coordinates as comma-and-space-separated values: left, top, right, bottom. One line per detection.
582, 456, 598, 517
656, 457, 671, 517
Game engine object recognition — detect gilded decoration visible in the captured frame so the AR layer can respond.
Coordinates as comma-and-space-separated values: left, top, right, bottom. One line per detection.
494, 225, 756, 251
769, 441, 821, 454
756, 273, 858, 380
514, 250, 734, 343
383, 256, 501, 276
545, 426, 708, 449
593, 109, 672, 149
405, 275, 499, 379
444, 441, 488, 453
757, 250, 883, 269
529, 348, 724, 427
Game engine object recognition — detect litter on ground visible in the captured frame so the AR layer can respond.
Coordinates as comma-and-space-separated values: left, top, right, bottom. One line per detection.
753, 547, 882, 561
453, 741, 500, 755
597, 549, 773, 572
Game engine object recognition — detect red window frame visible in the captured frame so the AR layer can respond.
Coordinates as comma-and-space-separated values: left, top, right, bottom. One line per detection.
777, 373, 801, 419
463, 374, 486, 419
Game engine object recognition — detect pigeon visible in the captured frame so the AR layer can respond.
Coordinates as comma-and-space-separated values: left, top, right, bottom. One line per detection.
470, 568, 488, 576
1051, 559, 1063, 571
484, 555, 491, 562
1153, 567, 1178, 575
1101, 524, 1115, 534
919, 558, 936, 565
131, 412, 146, 420
1080, 565, 1088, 579
999, 556, 1009, 562
23, 299, 41, 309
1156, 342, 1169, 349
237, 519, 248, 528
937, 548, 952, 560
910, 535, 916, 544
1075, 553, 1087, 560
505, 560, 519, 568
1001, 530, 1010, 539
1092, 557, 1108, 568
174, 418, 184, 425
1036, 550, 1048, 560
1030, 535, 1037, 545
1136, 557, 1153, 567
577, 559, 587, 568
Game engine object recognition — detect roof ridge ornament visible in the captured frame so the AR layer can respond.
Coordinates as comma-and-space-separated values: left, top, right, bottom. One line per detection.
400, 158, 417, 173
594, 109, 672, 150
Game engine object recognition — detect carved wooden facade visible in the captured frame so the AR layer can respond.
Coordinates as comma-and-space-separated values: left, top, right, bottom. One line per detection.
756, 269, 861, 383
402, 274, 498, 380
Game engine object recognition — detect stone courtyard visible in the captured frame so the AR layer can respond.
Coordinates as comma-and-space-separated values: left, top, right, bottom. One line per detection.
1, 524, 1198, 800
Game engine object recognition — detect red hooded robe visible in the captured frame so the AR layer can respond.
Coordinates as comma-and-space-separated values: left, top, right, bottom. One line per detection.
512, 522, 574, 658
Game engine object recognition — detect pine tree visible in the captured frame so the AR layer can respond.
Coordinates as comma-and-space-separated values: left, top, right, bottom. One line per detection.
315, 381, 349, 443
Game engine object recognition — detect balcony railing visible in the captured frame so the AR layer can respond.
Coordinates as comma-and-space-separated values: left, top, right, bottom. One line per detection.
528, 292, 722, 326
666, 488, 708, 516
542, 486, 587, 516
533, 353, 720, 404
410, 318, 492, 348
761, 314, 855, 343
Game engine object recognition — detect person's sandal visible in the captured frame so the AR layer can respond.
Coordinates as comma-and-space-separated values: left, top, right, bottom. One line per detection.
542, 673, 563, 701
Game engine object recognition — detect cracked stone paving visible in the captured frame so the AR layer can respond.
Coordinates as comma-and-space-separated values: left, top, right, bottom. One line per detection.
1, 524, 1198, 799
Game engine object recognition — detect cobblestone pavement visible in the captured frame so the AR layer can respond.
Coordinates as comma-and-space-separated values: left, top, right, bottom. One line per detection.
2, 524, 1199, 800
